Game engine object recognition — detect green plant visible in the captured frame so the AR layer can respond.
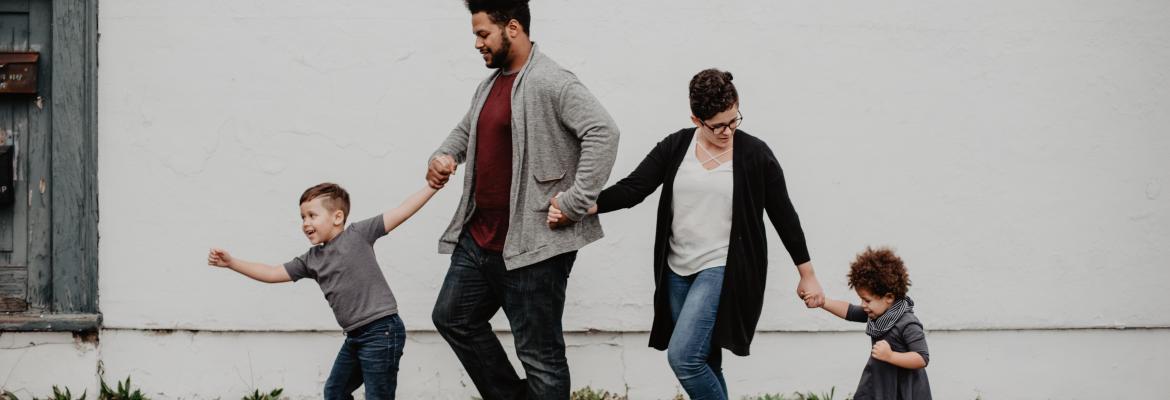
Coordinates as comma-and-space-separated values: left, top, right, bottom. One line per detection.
98, 377, 147, 400
569, 387, 627, 400
742, 387, 838, 400
35, 386, 86, 400
794, 387, 836, 400
241, 388, 283, 400
743, 394, 788, 400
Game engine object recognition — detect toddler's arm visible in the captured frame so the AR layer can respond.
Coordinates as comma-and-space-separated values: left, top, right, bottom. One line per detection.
872, 339, 928, 369
381, 185, 440, 234
820, 298, 850, 319
207, 248, 292, 283
821, 298, 868, 322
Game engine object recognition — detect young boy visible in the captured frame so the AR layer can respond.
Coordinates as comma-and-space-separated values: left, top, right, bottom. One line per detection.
819, 247, 932, 400
207, 182, 437, 400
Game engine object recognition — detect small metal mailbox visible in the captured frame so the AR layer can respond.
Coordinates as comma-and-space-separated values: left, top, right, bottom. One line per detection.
0, 53, 39, 94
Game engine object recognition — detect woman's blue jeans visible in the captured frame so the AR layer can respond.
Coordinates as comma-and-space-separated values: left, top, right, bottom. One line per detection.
666, 266, 728, 400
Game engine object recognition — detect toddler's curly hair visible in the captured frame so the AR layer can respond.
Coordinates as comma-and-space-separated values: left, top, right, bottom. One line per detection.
847, 247, 911, 299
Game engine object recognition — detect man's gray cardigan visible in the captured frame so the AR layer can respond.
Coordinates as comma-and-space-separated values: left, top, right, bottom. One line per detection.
432, 44, 620, 269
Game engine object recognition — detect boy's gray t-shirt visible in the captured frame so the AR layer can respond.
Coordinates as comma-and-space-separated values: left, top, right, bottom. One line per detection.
284, 215, 398, 332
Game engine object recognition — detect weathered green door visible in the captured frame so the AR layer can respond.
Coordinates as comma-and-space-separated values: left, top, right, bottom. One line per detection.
1, 0, 52, 314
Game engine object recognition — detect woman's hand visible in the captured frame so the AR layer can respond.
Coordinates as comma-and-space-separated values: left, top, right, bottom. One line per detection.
547, 193, 573, 228
795, 262, 825, 308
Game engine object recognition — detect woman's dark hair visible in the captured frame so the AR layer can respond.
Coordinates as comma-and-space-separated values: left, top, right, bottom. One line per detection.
466, 0, 531, 34
689, 68, 739, 121
847, 247, 912, 299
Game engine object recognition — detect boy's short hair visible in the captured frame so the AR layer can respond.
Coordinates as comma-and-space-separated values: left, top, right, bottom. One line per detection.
299, 183, 351, 223
466, 0, 531, 34
689, 68, 739, 121
847, 246, 911, 299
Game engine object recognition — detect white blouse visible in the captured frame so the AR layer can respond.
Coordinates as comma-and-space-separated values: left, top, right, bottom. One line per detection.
668, 134, 734, 276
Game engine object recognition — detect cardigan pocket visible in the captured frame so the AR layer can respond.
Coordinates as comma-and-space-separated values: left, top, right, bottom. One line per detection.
531, 171, 566, 211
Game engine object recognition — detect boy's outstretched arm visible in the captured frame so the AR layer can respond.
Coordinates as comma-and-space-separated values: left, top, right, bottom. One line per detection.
382, 185, 440, 234
208, 248, 291, 283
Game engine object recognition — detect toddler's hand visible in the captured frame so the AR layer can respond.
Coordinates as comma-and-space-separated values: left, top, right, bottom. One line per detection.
871, 340, 892, 362
207, 248, 232, 268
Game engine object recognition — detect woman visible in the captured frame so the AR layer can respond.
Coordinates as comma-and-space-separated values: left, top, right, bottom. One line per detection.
549, 69, 825, 399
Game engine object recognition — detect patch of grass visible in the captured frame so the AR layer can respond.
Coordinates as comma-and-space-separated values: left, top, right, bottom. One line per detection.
98, 377, 147, 400
743, 395, 787, 400
3, 383, 290, 400
34, 386, 86, 400
241, 388, 283, 400
570, 387, 627, 400
741, 387, 841, 400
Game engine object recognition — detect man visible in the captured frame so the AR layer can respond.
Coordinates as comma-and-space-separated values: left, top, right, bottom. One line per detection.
427, 1, 620, 398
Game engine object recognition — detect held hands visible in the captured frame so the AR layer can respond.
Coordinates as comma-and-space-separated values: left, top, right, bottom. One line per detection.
426, 155, 458, 189
797, 273, 826, 308
547, 192, 574, 229
207, 248, 233, 268
871, 340, 893, 362
548, 192, 601, 229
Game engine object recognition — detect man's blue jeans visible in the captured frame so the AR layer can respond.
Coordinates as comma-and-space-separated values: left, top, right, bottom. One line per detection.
667, 266, 728, 400
324, 314, 406, 400
432, 232, 576, 400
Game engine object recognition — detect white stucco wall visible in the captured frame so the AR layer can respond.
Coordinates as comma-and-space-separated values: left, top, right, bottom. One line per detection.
3, 0, 1169, 398
4, 329, 1169, 399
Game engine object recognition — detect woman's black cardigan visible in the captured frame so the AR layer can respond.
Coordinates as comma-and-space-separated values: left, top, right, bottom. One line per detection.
596, 128, 811, 356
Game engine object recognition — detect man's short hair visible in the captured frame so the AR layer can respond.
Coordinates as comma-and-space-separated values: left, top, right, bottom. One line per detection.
847, 247, 912, 299
299, 182, 351, 223
466, 0, 531, 34
689, 69, 739, 121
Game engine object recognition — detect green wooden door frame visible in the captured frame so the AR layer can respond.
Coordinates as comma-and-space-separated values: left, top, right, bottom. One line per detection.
0, 0, 100, 331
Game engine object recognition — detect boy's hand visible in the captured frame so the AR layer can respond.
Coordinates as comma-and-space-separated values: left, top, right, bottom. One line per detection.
427, 155, 458, 189
207, 248, 233, 268
871, 340, 893, 362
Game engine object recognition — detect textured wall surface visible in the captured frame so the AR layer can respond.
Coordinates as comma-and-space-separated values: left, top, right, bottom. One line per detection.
4, 329, 1168, 399
4, 0, 1169, 398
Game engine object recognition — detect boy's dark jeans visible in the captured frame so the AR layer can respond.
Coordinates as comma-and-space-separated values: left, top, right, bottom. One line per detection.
432, 232, 576, 400
324, 314, 406, 400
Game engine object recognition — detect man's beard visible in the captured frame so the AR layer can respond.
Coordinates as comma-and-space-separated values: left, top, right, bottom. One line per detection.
487, 34, 512, 69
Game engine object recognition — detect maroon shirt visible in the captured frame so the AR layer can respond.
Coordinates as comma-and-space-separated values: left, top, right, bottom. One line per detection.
468, 72, 518, 252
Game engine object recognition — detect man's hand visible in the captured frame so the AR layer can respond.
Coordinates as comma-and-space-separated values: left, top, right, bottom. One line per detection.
871, 340, 893, 362
547, 192, 575, 229
427, 155, 458, 189
207, 248, 233, 268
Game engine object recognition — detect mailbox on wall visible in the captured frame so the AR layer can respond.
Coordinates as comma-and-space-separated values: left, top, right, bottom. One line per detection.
0, 53, 39, 94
